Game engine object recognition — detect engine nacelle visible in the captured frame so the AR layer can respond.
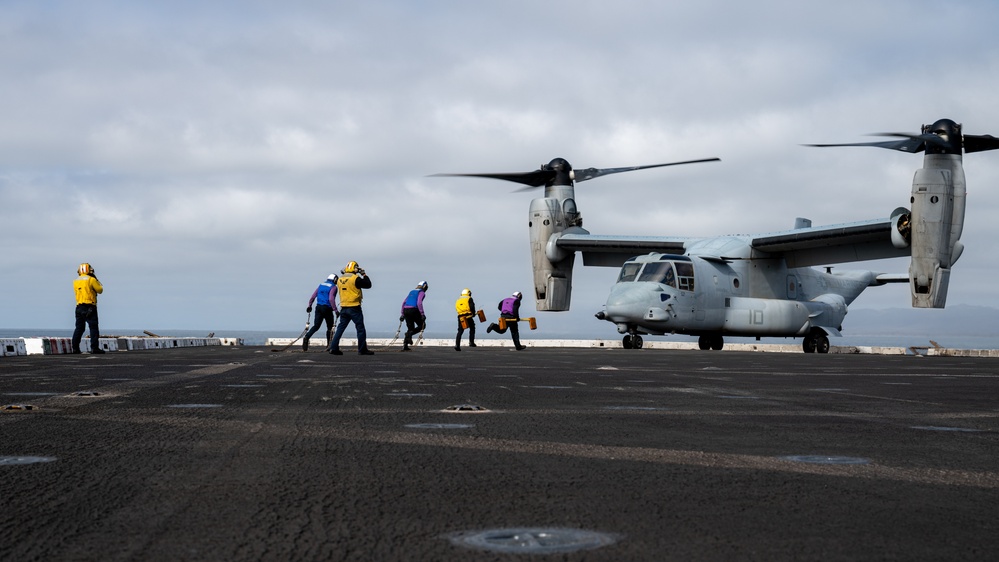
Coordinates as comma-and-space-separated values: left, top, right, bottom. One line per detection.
890, 207, 911, 249
908, 154, 965, 308
529, 197, 582, 311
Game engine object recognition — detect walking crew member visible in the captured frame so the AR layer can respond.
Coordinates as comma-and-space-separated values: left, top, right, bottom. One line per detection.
304, 274, 339, 351
454, 288, 477, 351
486, 291, 526, 350
400, 281, 428, 351
329, 261, 374, 356
72, 263, 105, 354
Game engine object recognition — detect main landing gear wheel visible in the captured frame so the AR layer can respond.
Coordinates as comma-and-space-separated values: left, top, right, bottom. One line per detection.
802, 333, 830, 354
698, 335, 724, 350
622, 334, 644, 349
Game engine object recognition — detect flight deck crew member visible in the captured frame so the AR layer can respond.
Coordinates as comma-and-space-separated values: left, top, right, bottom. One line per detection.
329, 261, 374, 356
400, 281, 428, 351
454, 288, 477, 351
487, 291, 526, 350
72, 263, 105, 354
304, 274, 339, 351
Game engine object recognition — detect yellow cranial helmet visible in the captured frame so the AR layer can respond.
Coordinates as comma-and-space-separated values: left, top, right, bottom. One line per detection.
461, 288, 471, 296
343, 261, 359, 273
78, 263, 94, 276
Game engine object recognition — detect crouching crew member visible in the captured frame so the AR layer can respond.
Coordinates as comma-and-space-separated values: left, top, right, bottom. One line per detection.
329, 261, 374, 356
400, 281, 428, 351
487, 291, 526, 350
454, 288, 477, 351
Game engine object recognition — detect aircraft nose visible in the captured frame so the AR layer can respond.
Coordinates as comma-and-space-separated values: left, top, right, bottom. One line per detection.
603, 285, 649, 322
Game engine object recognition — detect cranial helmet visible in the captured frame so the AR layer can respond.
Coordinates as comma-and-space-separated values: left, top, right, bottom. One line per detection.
78, 263, 94, 276
327, 274, 338, 281
512, 291, 522, 299
416, 281, 428, 291
461, 288, 472, 297
343, 261, 359, 273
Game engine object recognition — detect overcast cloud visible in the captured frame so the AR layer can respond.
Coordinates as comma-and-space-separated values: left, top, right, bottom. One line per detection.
3, 0, 999, 338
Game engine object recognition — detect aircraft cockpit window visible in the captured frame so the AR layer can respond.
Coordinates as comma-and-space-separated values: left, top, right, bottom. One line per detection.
675, 262, 695, 291
637, 262, 676, 288
617, 262, 642, 282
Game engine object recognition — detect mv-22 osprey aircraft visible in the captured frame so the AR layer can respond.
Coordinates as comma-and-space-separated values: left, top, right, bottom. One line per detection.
435, 119, 998, 352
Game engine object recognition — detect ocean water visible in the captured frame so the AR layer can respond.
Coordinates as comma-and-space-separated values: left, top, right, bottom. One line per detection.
2, 328, 998, 350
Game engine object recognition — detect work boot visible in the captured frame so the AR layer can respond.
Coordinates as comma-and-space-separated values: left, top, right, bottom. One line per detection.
469, 342, 476, 347
486, 324, 496, 333
329, 348, 343, 355
303, 340, 309, 352
359, 349, 375, 356
515, 345, 526, 351
402, 346, 411, 352
91, 348, 106, 354
454, 345, 461, 351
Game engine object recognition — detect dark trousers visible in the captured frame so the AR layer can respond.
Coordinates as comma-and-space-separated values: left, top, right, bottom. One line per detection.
305, 305, 336, 345
330, 306, 367, 352
455, 315, 476, 346
72, 304, 100, 352
492, 316, 521, 347
403, 308, 424, 346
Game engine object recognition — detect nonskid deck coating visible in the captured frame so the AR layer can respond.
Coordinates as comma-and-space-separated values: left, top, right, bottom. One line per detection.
2, 346, 998, 561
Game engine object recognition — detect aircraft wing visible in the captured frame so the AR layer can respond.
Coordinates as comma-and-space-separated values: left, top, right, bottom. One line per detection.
556, 233, 692, 267
749, 217, 910, 267
555, 216, 910, 268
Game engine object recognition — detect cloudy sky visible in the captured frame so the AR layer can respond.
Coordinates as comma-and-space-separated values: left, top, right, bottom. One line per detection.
3, 0, 999, 338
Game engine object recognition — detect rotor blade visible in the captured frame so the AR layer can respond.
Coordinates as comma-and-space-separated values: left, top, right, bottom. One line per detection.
428, 170, 555, 188
805, 131, 953, 154
964, 134, 999, 153
572, 157, 721, 183
804, 138, 928, 153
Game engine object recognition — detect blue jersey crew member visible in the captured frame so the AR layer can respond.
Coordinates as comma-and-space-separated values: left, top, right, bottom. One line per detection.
400, 281, 428, 351
329, 261, 374, 356
454, 288, 477, 351
304, 274, 339, 351
487, 291, 526, 350
72, 263, 105, 354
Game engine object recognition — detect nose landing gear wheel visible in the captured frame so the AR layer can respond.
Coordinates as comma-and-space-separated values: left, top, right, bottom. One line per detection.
622, 334, 644, 349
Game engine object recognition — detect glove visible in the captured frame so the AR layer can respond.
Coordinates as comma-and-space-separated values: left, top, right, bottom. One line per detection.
307, 306, 312, 313
399, 315, 405, 322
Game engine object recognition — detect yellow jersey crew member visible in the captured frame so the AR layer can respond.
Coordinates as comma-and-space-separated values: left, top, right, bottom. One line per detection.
72, 263, 105, 354
454, 288, 477, 351
329, 261, 374, 356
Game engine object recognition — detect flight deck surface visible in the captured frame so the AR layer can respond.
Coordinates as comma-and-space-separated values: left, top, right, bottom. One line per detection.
2, 346, 997, 560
